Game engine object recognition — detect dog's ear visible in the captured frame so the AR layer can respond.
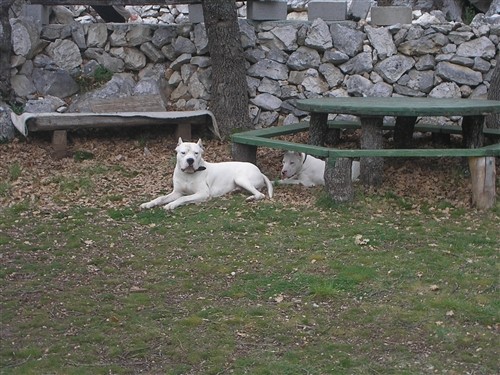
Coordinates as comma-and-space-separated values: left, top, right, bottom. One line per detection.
197, 139, 204, 151
177, 137, 183, 146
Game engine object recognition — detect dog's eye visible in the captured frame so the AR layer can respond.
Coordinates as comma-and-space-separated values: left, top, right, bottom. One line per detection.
290, 162, 295, 165
180, 151, 186, 155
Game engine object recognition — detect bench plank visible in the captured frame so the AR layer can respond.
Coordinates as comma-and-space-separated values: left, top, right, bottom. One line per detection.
233, 133, 500, 158
24, 112, 209, 132
233, 121, 500, 139
232, 135, 331, 157
232, 123, 500, 158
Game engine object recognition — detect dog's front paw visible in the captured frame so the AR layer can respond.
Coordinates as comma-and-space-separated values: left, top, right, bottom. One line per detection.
246, 192, 265, 201
140, 202, 153, 209
162, 203, 176, 211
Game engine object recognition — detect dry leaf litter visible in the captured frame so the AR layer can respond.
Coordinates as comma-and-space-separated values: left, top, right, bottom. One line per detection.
1, 128, 497, 213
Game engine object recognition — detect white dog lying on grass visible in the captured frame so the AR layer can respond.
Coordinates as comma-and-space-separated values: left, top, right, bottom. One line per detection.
278, 151, 360, 187
140, 138, 273, 210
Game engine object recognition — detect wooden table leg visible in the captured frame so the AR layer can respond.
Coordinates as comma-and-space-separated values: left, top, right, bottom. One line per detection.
324, 157, 354, 202
394, 116, 417, 149
360, 116, 384, 187
462, 115, 484, 148
462, 115, 495, 209
309, 112, 328, 146
52, 130, 69, 159
468, 156, 496, 210
231, 143, 257, 164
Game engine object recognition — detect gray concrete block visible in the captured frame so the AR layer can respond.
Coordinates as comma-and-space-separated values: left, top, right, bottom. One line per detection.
308, 0, 347, 21
349, 0, 371, 20
189, 4, 204, 23
247, 0, 288, 21
370, 6, 412, 26
22, 4, 50, 26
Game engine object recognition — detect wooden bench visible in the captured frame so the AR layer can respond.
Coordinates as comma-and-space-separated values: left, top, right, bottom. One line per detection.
232, 121, 500, 210
11, 95, 220, 157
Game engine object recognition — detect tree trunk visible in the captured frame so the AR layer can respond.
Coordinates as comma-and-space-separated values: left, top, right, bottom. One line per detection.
486, 53, 500, 129
0, 1, 15, 141
0, 101, 15, 141
0, 0, 15, 103
202, 0, 252, 140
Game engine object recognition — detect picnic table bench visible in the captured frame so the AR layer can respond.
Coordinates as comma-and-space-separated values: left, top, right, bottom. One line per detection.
232, 97, 500, 210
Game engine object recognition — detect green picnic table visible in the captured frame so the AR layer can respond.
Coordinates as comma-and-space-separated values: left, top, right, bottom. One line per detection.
295, 97, 500, 187
232, 97, 500, 209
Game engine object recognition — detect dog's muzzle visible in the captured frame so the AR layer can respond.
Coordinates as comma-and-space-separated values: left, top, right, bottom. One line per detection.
181, 157, 196, 173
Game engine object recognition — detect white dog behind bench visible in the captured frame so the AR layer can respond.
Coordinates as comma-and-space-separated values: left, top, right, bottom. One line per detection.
140, 138, 273, 210
278, 151, 360, 187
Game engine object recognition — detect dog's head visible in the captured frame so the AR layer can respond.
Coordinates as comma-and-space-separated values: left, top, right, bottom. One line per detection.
175, 138, 207, 174
281, 151, 303, 179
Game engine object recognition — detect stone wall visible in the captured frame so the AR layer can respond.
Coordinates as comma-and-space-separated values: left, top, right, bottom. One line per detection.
9, 10, 500, 128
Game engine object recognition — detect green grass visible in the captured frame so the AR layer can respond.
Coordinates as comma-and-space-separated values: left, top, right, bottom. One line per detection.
0, 163, 22, 197
75, 65, 113, 93
0, 193, 498, 375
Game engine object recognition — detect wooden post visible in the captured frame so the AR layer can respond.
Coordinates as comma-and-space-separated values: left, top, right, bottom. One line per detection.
462, 115, 484, 148
231, 143, 257, 164
175, 124, 191, 141
325, 128, 341, 146
309, 112, 328, 146
52, 130, 68, 159
360, 116, 384, 187
393, 116, 417, 149
468, 157, 496, 210
324, 157, 354, 202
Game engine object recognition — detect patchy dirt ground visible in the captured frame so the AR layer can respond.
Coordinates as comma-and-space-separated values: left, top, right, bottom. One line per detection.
1, 127, 497, 212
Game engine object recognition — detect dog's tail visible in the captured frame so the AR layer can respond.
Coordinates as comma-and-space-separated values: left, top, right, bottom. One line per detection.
262, 174, 274, 198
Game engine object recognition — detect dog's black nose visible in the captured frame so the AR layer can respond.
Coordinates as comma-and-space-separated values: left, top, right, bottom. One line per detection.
187, 158, 194, 165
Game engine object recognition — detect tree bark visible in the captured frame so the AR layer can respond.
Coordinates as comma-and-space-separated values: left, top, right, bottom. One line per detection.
486, 53, 500, 129
0, 0, 15, 103
202, 0, 252, 140
1, 101, 15, 141
0, 1, 15, 141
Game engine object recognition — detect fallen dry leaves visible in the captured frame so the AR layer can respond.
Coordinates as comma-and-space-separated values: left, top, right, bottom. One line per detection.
1, 129, 496, 213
